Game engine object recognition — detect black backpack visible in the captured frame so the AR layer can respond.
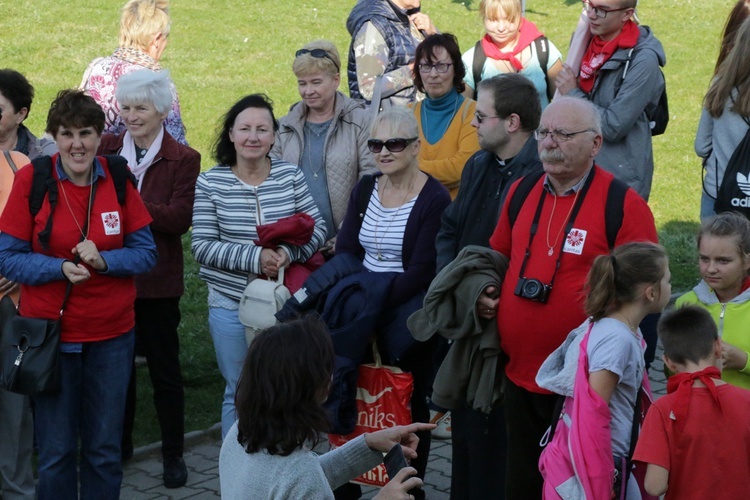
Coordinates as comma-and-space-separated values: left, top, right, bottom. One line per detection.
619, 48, 669, 136
471, 37, 553, 101
506, 169, 629, 250
714, 116, 750, 216
30, 155, 136, 249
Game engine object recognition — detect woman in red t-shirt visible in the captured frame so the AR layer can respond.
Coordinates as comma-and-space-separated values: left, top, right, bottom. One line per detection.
0, 89, 156, 500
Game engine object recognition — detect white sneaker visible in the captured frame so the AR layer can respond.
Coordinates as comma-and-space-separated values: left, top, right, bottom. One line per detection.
430, 411, 451, 440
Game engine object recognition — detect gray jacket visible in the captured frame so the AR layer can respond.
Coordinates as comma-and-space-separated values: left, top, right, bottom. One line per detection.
271, 92, 375, 233
16, 125, 57, 161
570, 26, 666, 201
407, 245, 508, 413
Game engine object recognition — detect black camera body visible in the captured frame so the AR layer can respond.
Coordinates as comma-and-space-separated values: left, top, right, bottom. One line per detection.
514, 277, 552, 303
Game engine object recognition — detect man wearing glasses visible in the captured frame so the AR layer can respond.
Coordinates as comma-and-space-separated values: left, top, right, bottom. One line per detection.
433, 73, 542, 499
555, 0, 666, 201
476, 96, 657, 499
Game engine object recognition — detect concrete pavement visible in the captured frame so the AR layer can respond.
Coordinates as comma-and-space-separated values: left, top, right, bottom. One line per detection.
120, 348, 669, 499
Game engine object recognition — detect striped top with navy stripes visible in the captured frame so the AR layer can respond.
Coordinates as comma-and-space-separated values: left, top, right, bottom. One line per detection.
359, 177, 417, 273
191, 160, 326, 303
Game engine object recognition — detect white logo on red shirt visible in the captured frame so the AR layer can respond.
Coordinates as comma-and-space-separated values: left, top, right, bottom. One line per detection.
101, 211, 121, 235
563, 228, 587, 255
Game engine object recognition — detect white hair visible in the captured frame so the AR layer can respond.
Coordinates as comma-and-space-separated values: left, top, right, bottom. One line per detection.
115, 68, 172, 114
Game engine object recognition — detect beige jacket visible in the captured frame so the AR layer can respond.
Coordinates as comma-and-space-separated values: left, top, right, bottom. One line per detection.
271, 92, 375, 233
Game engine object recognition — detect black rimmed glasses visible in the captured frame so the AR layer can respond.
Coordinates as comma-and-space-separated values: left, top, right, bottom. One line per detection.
474, 112, 501, 124
295, 48, 340, 71
534, 128, 595, 142
367, 137, 418, 153
582, 0, 632, 19
418, 62, 454, 74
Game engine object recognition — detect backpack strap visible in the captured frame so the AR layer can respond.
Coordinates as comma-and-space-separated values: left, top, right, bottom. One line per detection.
29, 156, 58, 250
604, 177, 628, 249
507, 170, 545, 228
101, 154, 136, 205
472, 40, 487, 93
508, 169, 627, 249
534, 36, 553, 101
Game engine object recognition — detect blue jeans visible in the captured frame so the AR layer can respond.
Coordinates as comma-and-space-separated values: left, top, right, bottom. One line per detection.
33, 331, 134, 500
208, 307, 247, 438
701, 189, 716, 220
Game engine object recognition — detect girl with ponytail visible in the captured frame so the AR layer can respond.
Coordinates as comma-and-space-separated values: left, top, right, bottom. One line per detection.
538, 242, 671, 499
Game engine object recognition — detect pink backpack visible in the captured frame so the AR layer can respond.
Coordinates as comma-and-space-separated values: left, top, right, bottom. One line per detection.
539, 324, 656, 500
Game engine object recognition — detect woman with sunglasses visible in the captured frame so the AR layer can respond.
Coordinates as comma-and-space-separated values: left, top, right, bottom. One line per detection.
412, 33, 480, 200
462, 0, 563, 108
272, 40, 373, 257
331, 106, 450, 499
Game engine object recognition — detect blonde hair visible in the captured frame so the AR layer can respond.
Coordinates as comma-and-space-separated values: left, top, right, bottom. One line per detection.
293, 40, 341, 77
370, 106, 419, 140
479, 0, 522, 24
119, 0, 171, 52
704, 17, 750, 118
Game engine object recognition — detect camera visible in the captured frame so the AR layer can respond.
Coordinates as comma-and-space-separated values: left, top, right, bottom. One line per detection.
514, 277, 552, 303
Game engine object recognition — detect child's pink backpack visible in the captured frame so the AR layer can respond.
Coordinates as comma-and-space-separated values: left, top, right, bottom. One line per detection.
538, 324, 656, 500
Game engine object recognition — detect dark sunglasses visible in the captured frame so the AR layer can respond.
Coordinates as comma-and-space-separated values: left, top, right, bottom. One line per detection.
367, 137, 418, 153
295, 48, 339, 71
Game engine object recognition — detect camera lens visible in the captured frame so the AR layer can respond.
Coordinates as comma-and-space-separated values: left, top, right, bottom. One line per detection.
522, 280, 541, 298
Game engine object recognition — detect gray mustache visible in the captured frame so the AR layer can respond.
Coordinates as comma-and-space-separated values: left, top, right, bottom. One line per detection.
539, 149, 565, 162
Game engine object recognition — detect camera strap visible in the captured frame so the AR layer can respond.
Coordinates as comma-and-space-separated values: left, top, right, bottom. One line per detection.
516, 166, 596, 290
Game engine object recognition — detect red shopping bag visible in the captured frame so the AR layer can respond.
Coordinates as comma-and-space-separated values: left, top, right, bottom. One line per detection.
329, 344, 413, 487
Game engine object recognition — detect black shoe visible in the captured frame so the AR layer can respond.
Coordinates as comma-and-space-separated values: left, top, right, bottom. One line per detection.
163, 456, 188, 488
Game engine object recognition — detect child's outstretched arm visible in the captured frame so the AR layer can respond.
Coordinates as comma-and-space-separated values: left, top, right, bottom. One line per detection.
644, 463, 669, 496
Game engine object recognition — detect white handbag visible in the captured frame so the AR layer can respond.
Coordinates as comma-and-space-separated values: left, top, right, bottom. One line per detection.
238, 267, 291, 346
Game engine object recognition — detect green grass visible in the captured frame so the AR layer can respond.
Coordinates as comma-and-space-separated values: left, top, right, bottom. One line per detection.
1, 0, 719, 445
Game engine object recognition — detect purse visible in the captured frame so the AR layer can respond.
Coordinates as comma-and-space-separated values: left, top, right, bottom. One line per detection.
238, 267, 291, 346
0, 281, 73, 395
328, 342, 414, 488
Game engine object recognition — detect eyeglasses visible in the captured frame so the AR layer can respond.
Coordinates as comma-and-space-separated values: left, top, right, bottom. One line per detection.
418, 62, 453, 74
534, 128, 595, 142
582, 0, 632, 19
367, 137, 418, 153
295, 48, 340, 71
474, 112, 501, 124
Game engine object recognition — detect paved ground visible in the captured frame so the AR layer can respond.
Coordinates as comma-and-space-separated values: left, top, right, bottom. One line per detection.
121, 347, 669, 499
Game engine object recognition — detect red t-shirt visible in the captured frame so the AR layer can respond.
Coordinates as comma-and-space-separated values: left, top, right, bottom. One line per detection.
633, 383, 750, 499
489, 167, 657, 392
0, 155, 152, 342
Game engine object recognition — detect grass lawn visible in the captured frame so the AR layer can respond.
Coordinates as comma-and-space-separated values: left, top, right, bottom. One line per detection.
1, 0, 722, 446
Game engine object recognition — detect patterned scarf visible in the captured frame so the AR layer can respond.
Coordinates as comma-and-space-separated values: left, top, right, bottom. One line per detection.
480, 18, 544, 71
113, 47, 162, 71
666, 366, 722, 432
578, 20, 639, 93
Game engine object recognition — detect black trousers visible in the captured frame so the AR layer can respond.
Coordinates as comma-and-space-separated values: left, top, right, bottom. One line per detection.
503, 379, 558, 500
450, 404, 507, 499
123, 297, 185, 458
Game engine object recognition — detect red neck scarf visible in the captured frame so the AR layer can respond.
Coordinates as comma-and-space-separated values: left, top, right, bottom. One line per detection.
578, 19, 640, 93
481, 18, 543, 71
666, 366, 722, 432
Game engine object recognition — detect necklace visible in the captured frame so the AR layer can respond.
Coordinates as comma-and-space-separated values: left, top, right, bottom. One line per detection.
303, 120, 331, 180
373, 176, 416, 261
59, 166, 95, 240
612, 312, 639, 336
545, 189, 581, 256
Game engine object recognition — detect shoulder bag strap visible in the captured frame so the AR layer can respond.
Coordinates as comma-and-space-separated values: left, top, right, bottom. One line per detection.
3, 151, 19, 173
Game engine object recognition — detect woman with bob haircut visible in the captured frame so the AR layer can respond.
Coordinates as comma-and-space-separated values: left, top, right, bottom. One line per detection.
461, 0, 562, 108
272, 40, 374, 254
0, 89, 157, 499
411, 33, 480, 199
696, 17, 750, 219
192, 93, 326, 439
219, 316, 432, 499
81, 0, 187, 144
98, 68, 200, 487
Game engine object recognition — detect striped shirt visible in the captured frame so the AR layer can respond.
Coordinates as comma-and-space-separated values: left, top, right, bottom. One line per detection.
191, 160, 326, 302
360, 178, 417, 273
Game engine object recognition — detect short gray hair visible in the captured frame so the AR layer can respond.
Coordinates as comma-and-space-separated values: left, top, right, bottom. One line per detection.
550, 96, 602, 135
370, 106, 418, 139
115, 68, 172, 114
